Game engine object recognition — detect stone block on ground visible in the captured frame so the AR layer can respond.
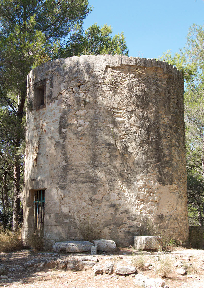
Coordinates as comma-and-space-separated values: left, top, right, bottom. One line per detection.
92, 261, 114, 275
79, 256, 98, 268
133, 274, 148, 286
103, 261, 114, 274
44, 260, 57, 269
79, 256, 99, 262
176, 267, 187, 275
93, 264, 104, 275
57, 260, 67, 270
115, 264, 137, 275
134, 274, 166, 288
53, 241, 94, 253
93, 239, 116, 252
91, 246, 97, 255
145, 277, 166, 288
134, 236, 162, 251
66, 259, 84, 271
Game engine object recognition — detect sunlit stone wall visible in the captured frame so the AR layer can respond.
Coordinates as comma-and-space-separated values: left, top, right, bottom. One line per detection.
23, 55, 188, 247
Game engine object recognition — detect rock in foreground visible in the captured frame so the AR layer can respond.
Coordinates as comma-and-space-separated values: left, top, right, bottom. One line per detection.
53, 241, 94, 253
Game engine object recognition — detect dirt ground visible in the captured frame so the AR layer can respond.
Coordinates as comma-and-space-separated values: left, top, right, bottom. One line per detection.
0, 247, 204, 288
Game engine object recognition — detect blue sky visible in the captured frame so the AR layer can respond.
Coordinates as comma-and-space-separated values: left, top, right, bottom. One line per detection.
83, 0, 204, 59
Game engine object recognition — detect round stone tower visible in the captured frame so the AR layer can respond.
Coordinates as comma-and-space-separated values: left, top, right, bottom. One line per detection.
23, 55, 188, 247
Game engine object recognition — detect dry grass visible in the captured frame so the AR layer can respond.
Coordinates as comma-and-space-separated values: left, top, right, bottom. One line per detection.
0, 230, 24, 252
27, 231, 44, 251
183, 260, 199, 275
132, 254, 148, 271
155, 255, 174, 278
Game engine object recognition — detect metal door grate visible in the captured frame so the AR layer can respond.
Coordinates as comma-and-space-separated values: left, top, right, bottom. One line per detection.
34, 190, 45, 231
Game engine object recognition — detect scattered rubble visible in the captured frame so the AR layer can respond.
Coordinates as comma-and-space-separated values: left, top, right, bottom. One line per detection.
0, 247, 204, 287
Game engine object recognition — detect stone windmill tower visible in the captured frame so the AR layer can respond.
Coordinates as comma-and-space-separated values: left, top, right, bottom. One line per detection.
22, 55, 188, 247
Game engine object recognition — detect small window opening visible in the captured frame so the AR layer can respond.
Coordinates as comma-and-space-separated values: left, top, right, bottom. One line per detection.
34, 190, 45, 231
34, 80, 46, 109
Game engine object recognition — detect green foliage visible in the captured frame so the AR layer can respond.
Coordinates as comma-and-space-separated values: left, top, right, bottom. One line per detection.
160, 50, 196, 82
0, 104, 24, 229
0, 0, 91, 94
185, 25, 204, 227
160, 24, 204, 226
59, 23, 129, 57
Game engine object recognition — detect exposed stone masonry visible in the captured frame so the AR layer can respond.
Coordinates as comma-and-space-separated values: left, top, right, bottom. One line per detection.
22, 55, 188, 247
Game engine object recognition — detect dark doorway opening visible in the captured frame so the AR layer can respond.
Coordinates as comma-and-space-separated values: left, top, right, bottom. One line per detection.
34, 80, 46, 109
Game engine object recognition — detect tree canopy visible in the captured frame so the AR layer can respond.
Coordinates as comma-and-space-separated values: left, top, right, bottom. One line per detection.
59, 23, 129, 57
0, 0, 129, 230
0, 0, 91, 96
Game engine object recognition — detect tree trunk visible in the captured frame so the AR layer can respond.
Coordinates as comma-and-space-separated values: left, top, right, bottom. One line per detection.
13, 159, 21, 231
202, 133, 204, 177
12, 86, 26, 231
3, 171, 9, 230
0, 171, 10, 230
1, 186, 6, 230
3, 171, 9, 211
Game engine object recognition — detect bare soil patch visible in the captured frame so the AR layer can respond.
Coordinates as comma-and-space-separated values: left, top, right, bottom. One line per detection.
0, 247, 204, 287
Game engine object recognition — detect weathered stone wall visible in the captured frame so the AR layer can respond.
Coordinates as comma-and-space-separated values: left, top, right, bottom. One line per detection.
22, 55, 188, 247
